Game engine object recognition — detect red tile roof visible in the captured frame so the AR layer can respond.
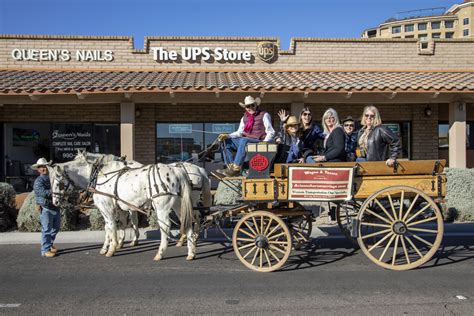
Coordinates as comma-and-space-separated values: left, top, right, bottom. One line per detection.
1, 69, 473, 94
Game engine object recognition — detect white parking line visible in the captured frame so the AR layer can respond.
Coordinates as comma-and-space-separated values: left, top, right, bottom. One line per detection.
0, 304, 21, 308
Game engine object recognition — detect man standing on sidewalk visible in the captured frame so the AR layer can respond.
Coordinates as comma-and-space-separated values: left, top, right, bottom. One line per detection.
32, 158, 60, 258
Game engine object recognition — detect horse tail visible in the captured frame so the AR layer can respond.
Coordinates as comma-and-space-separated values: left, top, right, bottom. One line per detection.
179, 170, 194, 235
200, 169, 212, 208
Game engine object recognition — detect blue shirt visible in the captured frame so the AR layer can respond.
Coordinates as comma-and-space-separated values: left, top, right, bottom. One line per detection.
33, 174, 59, 211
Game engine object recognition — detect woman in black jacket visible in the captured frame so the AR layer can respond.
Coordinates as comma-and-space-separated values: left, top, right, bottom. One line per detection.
357, 105, 401, 167
307, 108, 346, 162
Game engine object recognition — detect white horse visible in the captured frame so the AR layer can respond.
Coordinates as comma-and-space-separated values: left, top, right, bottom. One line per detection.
50, 152, 197, 260
84, 154, 212, 249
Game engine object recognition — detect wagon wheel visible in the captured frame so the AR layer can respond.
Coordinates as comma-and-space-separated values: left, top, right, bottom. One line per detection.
288, 214, 313, 250
232, 211, 292, 272
356, 186, 444, 271
336, 201, 362, 245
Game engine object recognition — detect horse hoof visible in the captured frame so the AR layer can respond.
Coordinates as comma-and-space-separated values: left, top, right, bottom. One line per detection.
176, 241, 183, 247
116, 244, 123, 250
99, 249, 107, 255
153, 255, 162, 261
130, 241, 138, 247
186, 255, 195, 261
105, 252, 114, 257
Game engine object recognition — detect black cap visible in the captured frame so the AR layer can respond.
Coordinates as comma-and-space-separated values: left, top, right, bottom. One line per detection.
342, 116, 355, 123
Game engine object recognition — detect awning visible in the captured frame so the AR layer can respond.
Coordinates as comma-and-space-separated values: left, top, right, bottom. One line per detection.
1, 69, 474, 95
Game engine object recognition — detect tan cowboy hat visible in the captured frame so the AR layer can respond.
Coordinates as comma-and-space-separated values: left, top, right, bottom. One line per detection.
31, 157, 52, 170
284, 116, 300, 129
239, 95, 261, 108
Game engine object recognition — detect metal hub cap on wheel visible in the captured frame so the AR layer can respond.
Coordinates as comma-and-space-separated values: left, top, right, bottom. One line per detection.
255, 235, 268, 248
392, 221, 407, 235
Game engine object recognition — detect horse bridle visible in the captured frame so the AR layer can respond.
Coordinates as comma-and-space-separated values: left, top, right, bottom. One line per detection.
52, 156, 105, 205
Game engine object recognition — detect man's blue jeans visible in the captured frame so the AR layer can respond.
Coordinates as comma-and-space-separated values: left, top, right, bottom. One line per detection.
40, 207, 61, 254
223, 137, 260, 166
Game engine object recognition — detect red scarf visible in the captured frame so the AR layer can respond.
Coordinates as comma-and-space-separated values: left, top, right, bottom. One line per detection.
243, 110, 259, 134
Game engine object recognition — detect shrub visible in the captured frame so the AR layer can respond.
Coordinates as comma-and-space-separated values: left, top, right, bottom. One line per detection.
0, 182, 16, 232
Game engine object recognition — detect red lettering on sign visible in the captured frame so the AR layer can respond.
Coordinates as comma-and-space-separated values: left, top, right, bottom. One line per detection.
250, 154, 269, 172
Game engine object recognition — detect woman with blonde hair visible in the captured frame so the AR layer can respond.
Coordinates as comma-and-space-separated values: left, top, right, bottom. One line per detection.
357, 105, 400, 167
307, 108, 346, 162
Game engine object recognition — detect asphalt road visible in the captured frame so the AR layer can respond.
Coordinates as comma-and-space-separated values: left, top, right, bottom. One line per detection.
0, 236, 473, 315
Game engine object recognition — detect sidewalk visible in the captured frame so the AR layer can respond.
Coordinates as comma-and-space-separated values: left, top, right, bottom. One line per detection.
1, 222, 473, 245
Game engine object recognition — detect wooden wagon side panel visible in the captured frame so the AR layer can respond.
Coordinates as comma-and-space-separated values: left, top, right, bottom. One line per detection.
353, 174, 446, 199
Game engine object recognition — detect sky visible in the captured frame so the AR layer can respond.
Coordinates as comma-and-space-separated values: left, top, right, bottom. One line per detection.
0, 0, 461, 49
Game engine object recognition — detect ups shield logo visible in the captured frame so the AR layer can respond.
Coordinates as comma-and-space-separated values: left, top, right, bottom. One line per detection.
257, 42, 277, 63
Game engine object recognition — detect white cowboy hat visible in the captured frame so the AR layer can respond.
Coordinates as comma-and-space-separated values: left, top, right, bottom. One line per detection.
31, 157, 52, 170
239, 95, 261, 108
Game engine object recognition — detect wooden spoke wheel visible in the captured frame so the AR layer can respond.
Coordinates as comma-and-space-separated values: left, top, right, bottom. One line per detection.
336, 201, 362, 245
232, 211, 292, 272
287, 214, 313, 250
356, 186, 444, 271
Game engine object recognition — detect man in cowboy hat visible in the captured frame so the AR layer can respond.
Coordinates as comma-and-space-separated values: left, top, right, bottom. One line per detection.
32, 157, 60, 258
217, 95, 275, 176
342, 116, 358, 162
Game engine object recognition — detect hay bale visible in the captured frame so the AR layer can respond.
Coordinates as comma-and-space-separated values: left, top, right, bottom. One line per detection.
89, 208, 105, 230
17, 191, 79, 232
0, 182, 16, 232
214, 179, 242, 205
445, 168, 474, 222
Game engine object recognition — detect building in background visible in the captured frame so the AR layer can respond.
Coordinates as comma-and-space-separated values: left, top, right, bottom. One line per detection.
362, 0, 474, 39
0, 35, 473, 191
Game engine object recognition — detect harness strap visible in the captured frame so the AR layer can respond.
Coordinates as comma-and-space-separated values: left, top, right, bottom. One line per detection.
87, 187, 149, 216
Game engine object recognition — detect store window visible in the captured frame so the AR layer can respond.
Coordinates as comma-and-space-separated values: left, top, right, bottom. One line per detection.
445, 20, 454, 28
431, 21, 441, 29
156, 122, 239, 164
392, 26, 401, 34
404, 24, 414, 32
438, 122, 473, 149
156, 122, 239, 188
3, 123, 120, 191
418, 23, 427, 31
382, 122, 411, 159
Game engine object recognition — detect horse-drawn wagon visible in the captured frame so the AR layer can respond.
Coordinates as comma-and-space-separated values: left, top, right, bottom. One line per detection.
50, 148, 447, 273
207, 143, 446, 272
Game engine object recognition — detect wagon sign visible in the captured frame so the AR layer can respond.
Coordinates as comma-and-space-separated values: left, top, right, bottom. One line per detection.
288, 166, 354, 201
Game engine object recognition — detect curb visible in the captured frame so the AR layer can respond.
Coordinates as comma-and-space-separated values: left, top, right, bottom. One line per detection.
0, 223, 473, 245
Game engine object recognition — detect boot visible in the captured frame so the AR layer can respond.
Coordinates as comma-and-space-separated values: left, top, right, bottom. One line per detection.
42, 251, 56, 258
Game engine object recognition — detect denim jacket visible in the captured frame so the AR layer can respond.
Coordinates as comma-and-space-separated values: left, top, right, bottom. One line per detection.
34, 175, 59, 211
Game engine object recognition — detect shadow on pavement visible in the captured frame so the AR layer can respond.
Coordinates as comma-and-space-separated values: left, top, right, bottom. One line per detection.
419, 236, 474, 269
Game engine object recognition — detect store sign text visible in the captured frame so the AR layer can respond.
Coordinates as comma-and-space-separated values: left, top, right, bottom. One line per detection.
11, 49, 114, 62
151, 47, 252, 62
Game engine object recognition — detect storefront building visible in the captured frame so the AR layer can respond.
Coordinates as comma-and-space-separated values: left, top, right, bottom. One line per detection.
0, 35, 473, 190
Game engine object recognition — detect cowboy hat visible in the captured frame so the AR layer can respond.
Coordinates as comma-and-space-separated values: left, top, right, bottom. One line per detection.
239, 95, 261, 108
31, 157, 52, 170
284, 116, 300, 129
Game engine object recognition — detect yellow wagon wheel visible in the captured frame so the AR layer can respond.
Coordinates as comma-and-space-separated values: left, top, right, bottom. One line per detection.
233, 211, 292, 272
288, 214, 313, 250
356, 186, 444, 271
